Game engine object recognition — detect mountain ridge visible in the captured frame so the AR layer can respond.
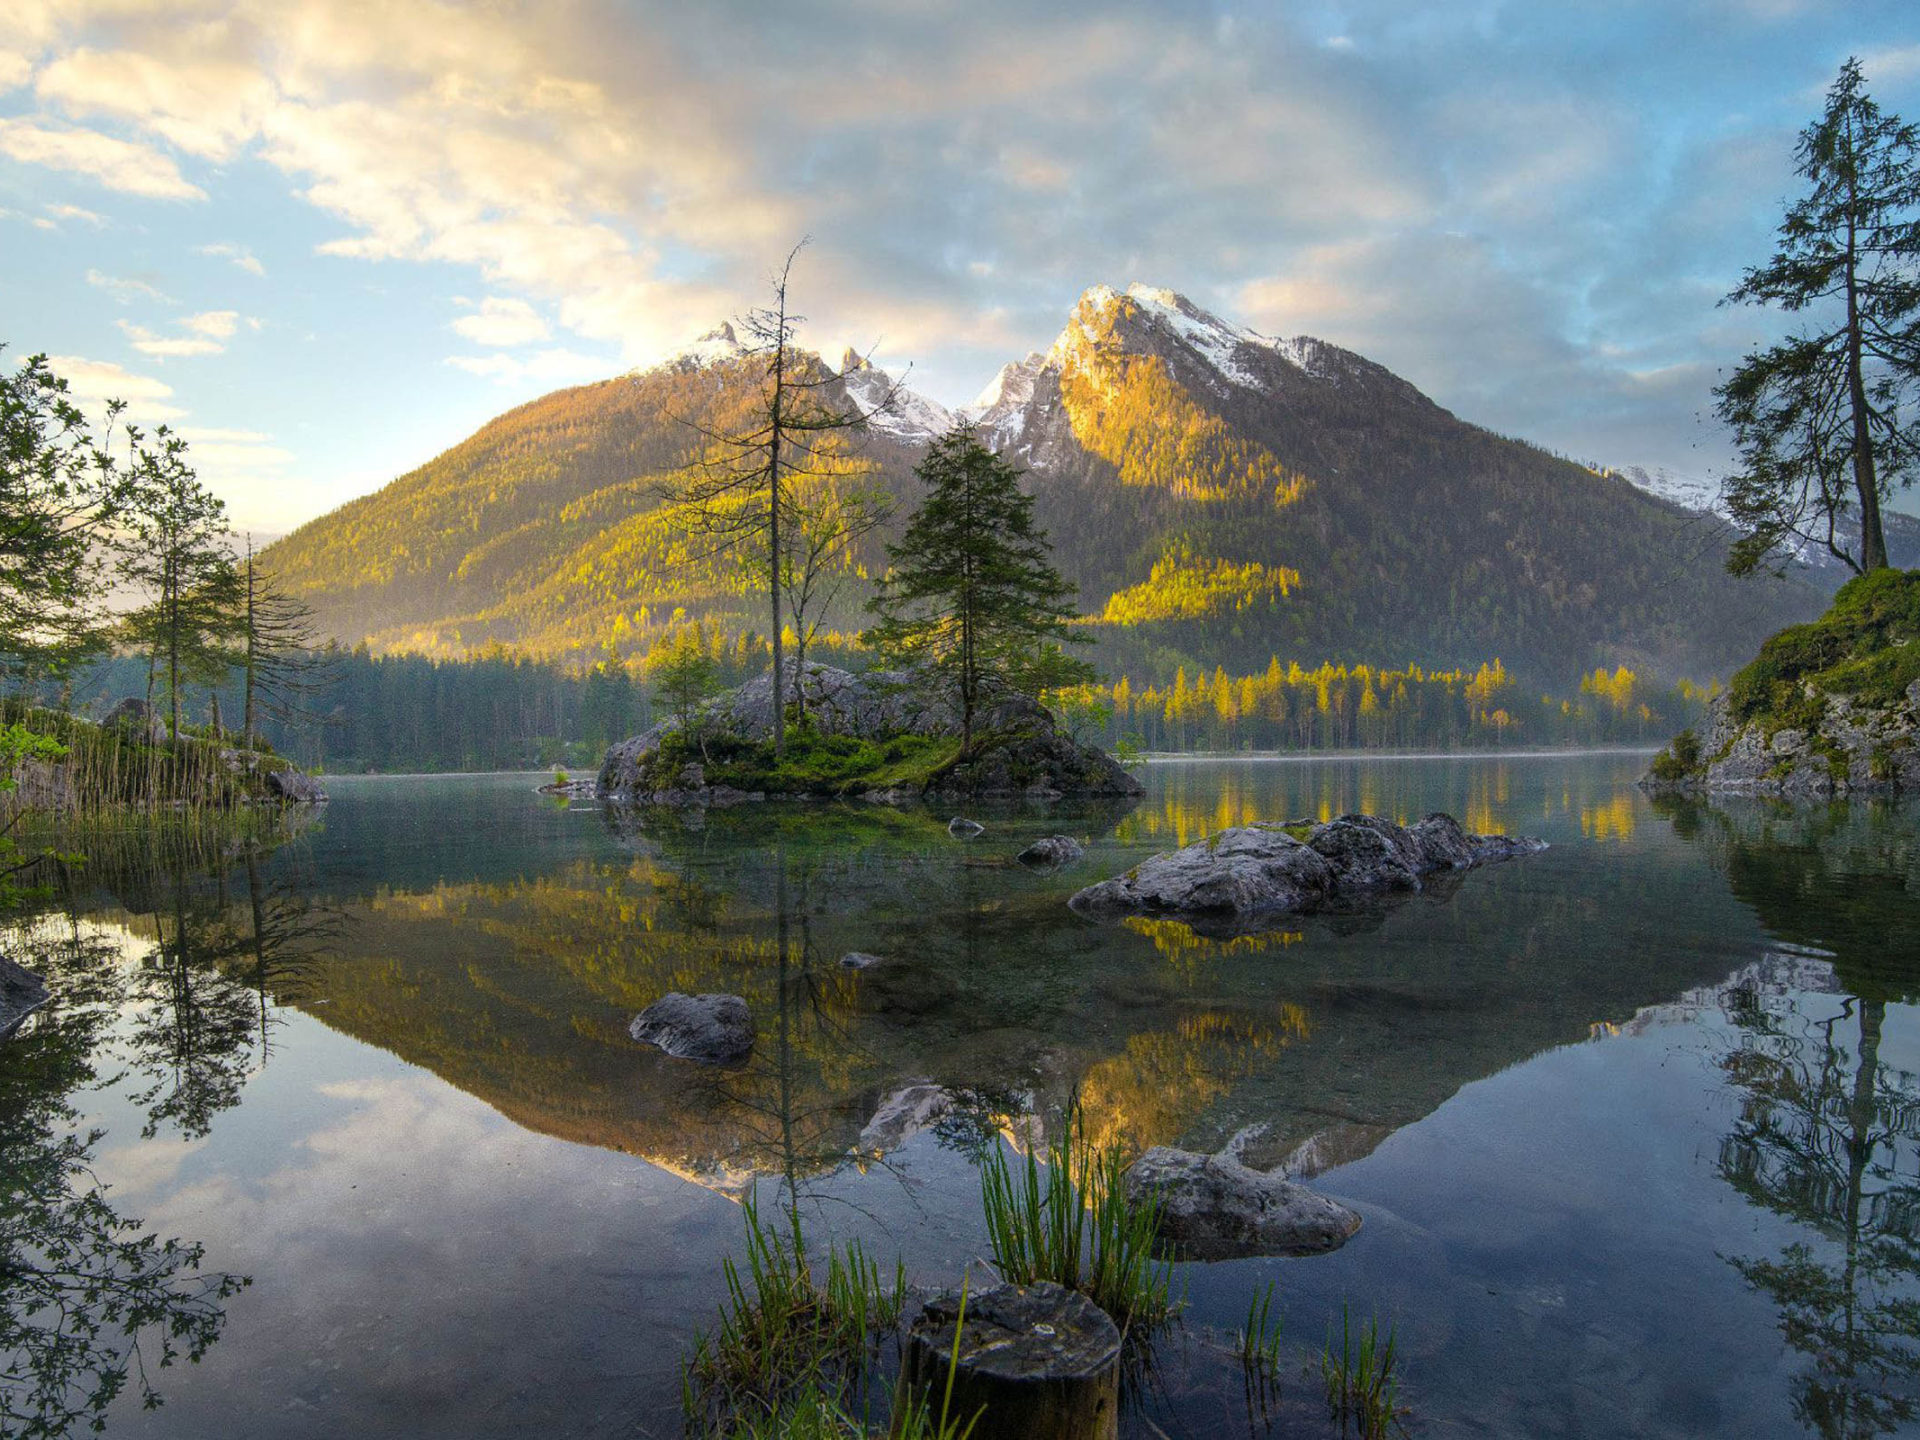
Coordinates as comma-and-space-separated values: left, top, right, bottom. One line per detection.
264, 282, 1827, 689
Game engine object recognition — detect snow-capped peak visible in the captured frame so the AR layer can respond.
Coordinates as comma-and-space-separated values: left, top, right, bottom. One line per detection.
837, 355, 955, 443
1043, 282, 1333, 392
655, 322, 747, 374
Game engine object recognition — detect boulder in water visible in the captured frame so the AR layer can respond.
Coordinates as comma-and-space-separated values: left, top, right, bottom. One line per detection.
1017, 835, 1085, 868
1123, 1146, 1362, 1260
629, 992, 754, 1064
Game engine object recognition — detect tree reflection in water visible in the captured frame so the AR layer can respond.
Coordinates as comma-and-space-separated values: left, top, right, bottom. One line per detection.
1678, 799, 1920, 1437
2, 824, 330, 1434
0, 917, 246, 1437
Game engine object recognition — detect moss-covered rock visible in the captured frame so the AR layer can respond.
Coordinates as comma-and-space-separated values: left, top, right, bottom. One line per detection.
1643, 569, 1920, 798
598, 663, 1142, 804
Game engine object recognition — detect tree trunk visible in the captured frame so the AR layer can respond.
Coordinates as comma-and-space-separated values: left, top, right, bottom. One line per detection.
896, 1280, 1119, 1440
1844, 144, 1888, 571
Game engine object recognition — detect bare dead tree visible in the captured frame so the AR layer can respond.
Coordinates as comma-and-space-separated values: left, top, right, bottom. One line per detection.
237, 536, 333, 748
656, 241, 911, 758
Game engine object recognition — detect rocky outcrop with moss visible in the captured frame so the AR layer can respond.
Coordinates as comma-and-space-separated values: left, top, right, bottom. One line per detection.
1644, 570, 1920, 799
598, 662, 1142, 804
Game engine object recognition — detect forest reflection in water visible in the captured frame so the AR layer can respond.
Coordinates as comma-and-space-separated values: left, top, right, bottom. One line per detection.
0, 821, 333, 1436
6, 764, 1920, 1437
1660, 797, 1920, 1437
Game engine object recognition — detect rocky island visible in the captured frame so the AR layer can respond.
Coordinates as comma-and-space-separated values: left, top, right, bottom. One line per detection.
1644, 569, 1920, 799
597, 662, 1142, 805
1070, 811, 1544, 932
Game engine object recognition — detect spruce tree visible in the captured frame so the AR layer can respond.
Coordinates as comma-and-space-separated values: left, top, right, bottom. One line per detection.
864, 425, 1089, 749
1717, 58, 1920, 576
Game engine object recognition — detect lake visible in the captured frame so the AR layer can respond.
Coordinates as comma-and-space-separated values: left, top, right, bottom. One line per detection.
5, 754, 1918, 1438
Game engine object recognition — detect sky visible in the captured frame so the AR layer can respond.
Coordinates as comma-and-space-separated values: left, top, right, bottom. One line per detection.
2, 0, 1917, 537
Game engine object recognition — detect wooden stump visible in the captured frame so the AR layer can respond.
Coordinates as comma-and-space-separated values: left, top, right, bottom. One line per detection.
894, 1279, 1120, 1440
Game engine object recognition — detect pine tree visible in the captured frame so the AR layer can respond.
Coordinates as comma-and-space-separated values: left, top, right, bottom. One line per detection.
116, 428, 237, 742
863, 425, 1089, 749
1717, 58, 1920, 576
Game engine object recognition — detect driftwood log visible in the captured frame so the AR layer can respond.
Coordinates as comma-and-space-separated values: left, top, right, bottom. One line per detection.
894, 1280, 1120, 1440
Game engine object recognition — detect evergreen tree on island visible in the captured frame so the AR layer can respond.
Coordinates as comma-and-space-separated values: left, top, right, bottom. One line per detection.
1718, 58, 1920, 577
864, 425, 1092, 750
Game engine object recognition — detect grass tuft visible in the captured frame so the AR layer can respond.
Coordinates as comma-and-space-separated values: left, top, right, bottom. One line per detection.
683, 1190, 906, 1438
1321, 1303, 1407, 1439
977, 1107, 1173, 1332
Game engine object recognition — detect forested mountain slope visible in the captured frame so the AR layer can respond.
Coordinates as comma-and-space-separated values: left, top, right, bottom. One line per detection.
266, 286, 1825, 687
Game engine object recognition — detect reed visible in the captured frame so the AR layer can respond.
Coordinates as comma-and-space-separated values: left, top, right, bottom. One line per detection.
1238, 1279, 1284, 1379
976, 1107, 1172, 1332
1321, 1304, 1406, 1439
683, 1190, 907, 1438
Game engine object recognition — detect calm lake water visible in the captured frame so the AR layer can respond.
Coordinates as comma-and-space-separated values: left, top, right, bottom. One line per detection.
5, 754, 1919, 1438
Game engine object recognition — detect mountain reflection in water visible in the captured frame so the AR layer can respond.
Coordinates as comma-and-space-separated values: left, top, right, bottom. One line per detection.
7, 761, 1920, 1438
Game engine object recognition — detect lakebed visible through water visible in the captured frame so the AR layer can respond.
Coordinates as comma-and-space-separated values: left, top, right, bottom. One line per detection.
5, 754, 1918, 1438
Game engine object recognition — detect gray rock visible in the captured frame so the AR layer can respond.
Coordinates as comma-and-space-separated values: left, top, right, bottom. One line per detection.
949, 815, 985, 839
1017, 835, 1085, 868
629, 992, 754, 1064
1644, 679, 1920, 799
839, 951, 885, 970
1069, 811, 1542, 928
0, 957, 48, 1040
1123, 1146, 1362, 1260
856, 1083, 953, 1153
1308, 816, 1423, 890
101, 696, 163, 742
266, 769, 327, 804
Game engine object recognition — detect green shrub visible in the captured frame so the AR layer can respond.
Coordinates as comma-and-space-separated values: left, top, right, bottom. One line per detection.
1648, 727, 1701, 781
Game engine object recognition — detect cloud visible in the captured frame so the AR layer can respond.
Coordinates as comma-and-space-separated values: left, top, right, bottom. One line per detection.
0, 116, 205, 199
444, 347, 607, 385
117, 310, 247, 357
198, 241, 264, 275
44, 200, 105, 225
86, 267, 172, 304
40, 353, 185, 422
451, 295, 549, 347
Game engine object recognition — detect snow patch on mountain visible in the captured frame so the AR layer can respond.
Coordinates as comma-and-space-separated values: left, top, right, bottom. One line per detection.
1615, 465, 1723, 516
838, 355, 955, 443
655, 322, 747, 373
965, 351, 1049, 451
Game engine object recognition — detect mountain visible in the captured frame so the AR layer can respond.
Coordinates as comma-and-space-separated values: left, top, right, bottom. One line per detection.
265, 283, 1827, 687
1613, 464, 1920, 586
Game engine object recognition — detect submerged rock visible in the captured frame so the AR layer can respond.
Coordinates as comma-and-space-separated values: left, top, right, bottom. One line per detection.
838, 951, 886, 970
1068, 811, 1542, 929
1017, 835, 1085, 868
948, 815, 986, 839
629, 992, 754, 1064
1123, 1146, 1362, 1260
0, 957, 48, 1040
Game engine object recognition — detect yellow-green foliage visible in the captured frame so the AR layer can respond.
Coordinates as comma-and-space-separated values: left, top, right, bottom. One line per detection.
1058, 316, 1305, 505
1101, 541, 1301, 625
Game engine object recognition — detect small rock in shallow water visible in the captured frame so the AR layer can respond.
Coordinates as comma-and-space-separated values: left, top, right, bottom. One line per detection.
1017, 835, 1084, 868
1123, 1145, 1362, 1260
948, 815, 985, 838
839, 951, 885, 970
629, 992, 754, 1064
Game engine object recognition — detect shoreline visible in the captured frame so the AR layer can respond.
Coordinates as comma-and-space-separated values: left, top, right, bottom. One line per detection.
1141, 745, 1663, 764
